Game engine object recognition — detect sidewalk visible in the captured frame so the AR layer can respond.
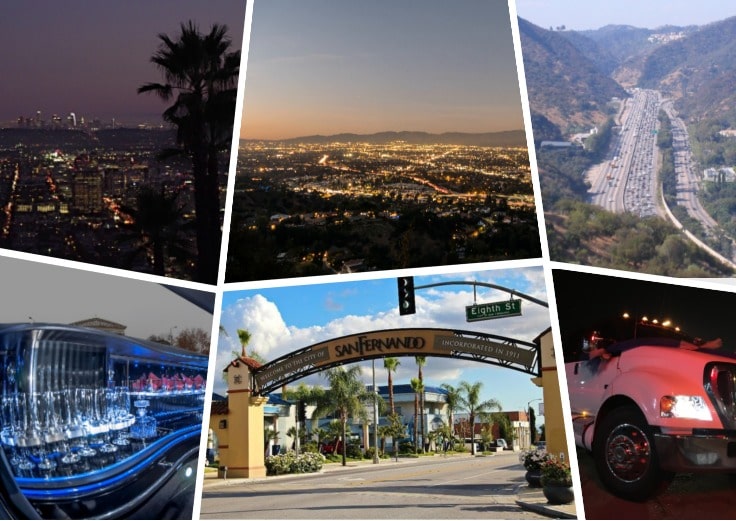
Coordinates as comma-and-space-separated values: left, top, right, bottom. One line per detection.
515, 483, 578, 519
202, 455, 579, 519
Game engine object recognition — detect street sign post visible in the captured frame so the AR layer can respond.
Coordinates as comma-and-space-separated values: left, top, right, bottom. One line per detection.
466, 299, 521, 322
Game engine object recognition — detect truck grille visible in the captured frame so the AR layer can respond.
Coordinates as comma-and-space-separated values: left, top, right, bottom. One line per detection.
704, 362, 736, 429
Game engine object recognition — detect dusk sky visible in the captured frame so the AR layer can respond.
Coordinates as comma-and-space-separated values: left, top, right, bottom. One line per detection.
515, 0, 736, 31
0, 1, 246, 127
241, 0, 525, 140
218, 264, 549, 415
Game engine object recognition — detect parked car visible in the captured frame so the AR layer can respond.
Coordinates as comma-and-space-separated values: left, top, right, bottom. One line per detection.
566, 325, 736, 501
493, 439, 508, 450
319, 439, 343, 455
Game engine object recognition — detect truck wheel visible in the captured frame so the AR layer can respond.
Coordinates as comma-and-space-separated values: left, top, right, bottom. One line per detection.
593, 405, 668, 501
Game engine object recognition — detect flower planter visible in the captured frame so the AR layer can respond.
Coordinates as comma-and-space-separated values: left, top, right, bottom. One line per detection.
525, 469, 542, 488
542, 484, 575, 505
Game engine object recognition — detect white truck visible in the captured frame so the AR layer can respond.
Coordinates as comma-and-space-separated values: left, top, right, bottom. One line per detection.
566, 328, 736, 501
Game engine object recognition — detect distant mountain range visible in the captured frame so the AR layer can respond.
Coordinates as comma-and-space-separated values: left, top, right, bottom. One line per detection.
637, 16, 736, 119
242, 129, 527, 147
518, 17, 628, 138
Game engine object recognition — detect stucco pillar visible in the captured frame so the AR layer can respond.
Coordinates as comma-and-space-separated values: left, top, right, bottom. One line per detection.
532, 329, 568, 462
224, 357, 268, 478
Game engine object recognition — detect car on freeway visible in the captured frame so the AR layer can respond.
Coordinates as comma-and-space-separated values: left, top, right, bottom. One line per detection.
566, 319, 736, 501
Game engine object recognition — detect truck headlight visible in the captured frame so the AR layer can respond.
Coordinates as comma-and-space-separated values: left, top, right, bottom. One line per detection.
660, 395, 712, 421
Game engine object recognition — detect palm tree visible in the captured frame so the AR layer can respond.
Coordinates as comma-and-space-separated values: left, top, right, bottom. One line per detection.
264, 427, 279, 455
440, 383, 462, 434
433, 423, 454, 453
384, 412, 406, 459
415, 356, 426, 452
139, 21, 240, 284
379, 423, 397, 455
383, 357, 400, 414
410, 377, 423, 452
286, 426, 298, 451
311, 427, 329, 451
458, 380, 502, 456
120, 184, 189, 276
236, 329, 251, 357
323, 420, 343, 455
315, 366, 371, 466
283, 383, 326, 440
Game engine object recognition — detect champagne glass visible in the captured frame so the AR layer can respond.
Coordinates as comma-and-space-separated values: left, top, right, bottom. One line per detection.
74, 388, 97, 458
14, 447, 35, 477
112, 387, 132, 448
1, 392, 15, 443
98, 388, 117, 454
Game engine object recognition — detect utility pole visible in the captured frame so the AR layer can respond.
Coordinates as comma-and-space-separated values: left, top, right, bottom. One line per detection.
372, 359, 379, 464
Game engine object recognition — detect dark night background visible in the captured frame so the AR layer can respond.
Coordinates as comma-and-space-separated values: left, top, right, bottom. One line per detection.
552, 269, 736, 363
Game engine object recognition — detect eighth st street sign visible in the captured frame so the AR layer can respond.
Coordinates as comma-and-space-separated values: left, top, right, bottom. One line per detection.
466, 299, 522, 322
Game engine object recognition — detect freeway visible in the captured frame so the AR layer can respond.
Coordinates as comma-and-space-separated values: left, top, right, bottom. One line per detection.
199, 452, 553, 520
588, 89, 662, 216
586, 88, 736, 269
662, 100, 719, 233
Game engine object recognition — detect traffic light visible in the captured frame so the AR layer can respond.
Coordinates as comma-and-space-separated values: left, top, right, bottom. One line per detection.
298, 401, 307, 422
397, 276, 416, 315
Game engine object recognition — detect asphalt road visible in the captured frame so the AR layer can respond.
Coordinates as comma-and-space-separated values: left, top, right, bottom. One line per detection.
576, 447, 736, 519
588, 89, 661, 216
199, 453, 550, 520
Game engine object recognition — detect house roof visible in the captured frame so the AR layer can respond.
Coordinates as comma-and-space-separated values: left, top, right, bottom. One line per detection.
223, 355, 263, 372
70, 317, 127, 331
211, 395, 229, 416
534, 327, 552, 343
266, 393, 292, 406
211, 392, 288, 416
369, 384, 448, 395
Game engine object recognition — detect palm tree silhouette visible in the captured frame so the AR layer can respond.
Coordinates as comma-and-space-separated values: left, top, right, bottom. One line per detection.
138, 21, 240, 284
119, 184, 190, 276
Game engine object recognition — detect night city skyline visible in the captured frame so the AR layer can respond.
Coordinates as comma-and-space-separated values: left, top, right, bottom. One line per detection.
0, 1, 246, 284
0, 1, 247, 127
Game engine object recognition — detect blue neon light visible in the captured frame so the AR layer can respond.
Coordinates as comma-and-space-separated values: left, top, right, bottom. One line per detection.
18, 426, 199, 500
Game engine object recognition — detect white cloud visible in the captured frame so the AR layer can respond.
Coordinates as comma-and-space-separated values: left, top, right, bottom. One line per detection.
214, 272, 551, 400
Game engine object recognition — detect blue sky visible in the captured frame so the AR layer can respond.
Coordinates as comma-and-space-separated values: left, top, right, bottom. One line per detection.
515, 0, 736, 31
218, 264, 550, 419
241, 0, 524, 139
